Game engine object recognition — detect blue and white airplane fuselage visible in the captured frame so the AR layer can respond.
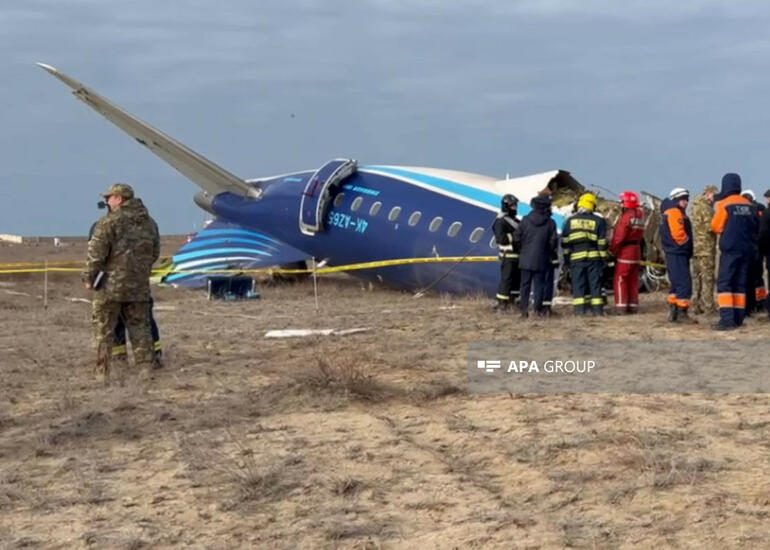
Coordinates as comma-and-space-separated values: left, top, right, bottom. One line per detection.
206, 166, 572, 294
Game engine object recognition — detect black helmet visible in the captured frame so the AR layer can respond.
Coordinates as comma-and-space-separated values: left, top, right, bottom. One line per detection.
501, 194, 519, 211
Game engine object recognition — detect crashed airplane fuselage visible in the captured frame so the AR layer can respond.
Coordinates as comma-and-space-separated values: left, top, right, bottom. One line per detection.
39, 63, 664, 295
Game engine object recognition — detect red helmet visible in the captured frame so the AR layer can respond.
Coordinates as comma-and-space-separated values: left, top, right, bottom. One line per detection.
620, 191, 640, 209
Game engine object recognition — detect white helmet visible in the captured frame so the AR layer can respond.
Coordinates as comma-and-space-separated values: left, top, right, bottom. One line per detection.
668, 187, 689, 201
742, 189, 756, 200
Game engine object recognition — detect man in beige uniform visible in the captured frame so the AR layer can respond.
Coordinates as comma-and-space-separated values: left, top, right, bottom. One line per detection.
690, 185, 718, 314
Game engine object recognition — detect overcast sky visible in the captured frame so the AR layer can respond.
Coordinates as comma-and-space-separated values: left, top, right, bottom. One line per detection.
3, 0, 770, 236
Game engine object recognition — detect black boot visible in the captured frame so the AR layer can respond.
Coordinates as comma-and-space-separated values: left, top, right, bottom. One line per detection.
667, 304, 679, 323
493, 300, 509, 313
677, 306, 698, 324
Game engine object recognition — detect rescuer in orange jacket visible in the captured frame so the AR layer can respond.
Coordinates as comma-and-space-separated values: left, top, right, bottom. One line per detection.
711, 173, 760, 330
610, 191, 645, 314
661, 188, 696, 323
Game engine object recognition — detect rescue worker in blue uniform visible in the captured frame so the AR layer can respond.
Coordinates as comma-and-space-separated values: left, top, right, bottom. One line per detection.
711, 173, 759, 330
514, 194, 558, 318
661, 188, 696, 323
561, 193, 608, 316
492, 194, 521, 312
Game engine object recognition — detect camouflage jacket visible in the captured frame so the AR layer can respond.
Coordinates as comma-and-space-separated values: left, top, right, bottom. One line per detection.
84, 198, 160, 301
690, 193, 716, 257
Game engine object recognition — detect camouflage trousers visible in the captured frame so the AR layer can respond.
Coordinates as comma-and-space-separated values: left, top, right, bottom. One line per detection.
691, 255, 716, 314
92, 299, 153, 377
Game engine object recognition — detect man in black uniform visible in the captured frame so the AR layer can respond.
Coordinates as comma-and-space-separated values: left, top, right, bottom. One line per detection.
514, 195, 558, 318
742, 190, 767, 315
542, 199, 560, 316
492, 194, 521, 312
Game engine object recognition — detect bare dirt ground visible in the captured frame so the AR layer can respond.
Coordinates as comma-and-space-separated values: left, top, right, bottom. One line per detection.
1, 241, 769, 549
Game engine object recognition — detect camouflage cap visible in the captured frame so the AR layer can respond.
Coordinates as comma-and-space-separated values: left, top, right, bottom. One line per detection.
100, 183, 134, 199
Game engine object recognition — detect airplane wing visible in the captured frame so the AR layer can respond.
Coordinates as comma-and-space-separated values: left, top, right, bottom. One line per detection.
37, 63, 259, 198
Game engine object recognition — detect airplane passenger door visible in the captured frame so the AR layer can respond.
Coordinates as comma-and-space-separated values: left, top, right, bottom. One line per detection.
299, 158, 357, 235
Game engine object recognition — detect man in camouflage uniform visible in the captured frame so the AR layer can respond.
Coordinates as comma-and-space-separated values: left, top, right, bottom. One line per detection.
691, 185, 718, 314
84, 183, 160, 382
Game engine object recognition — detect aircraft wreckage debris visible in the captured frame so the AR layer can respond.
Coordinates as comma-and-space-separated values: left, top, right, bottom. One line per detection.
263, 328, 371, 338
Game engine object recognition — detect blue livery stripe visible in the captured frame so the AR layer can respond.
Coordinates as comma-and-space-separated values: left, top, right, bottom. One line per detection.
173, 247, 272, 263
174, 256, 263, 270
362, 166, 566, 226
191, 228, 281, 244
364, 166, 501, 209
180, 237, 279, 253
166, 264, 228, 283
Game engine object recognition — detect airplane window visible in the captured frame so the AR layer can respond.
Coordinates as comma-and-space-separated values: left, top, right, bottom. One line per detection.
469, 227, 484, 243
489, 236, 497, 249
333, 193, 345, 207
351, 197, 363, 212
388, 206, 402, 222
429, 217, 443, 232
408, 211, 422, 227
369, 201, 382, 216
447, 221, 462, 237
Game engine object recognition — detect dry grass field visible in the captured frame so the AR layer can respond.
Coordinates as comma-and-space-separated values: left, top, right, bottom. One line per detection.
1, 240, 769, 549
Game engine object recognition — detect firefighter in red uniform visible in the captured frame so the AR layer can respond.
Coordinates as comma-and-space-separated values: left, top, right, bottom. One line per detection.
610, 191, 645, 314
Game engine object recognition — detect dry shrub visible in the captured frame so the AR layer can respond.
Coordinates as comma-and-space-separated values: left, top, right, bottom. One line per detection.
123, 538, 147, 550
324, 518, 394, 542
69, 462, 112, 506
42, 407, 142, 447
54, 387, 79, 414
289, 354, 395, 404
0, 300, 27, 312
328, 474, 365, 497
408, 377, 464, 402
177, 429, 296, 505
617, 440, 721, 489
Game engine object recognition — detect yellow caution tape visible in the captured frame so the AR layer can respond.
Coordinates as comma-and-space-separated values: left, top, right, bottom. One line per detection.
0, 255, 667, 276
0, 260, 85, 268
0, 256, 498, 276
0, 267, 83, 274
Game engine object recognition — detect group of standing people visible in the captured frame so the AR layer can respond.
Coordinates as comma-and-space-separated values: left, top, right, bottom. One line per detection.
493, 172, 770, 330
493, 189, 632, 317
663, 173, 770, 330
